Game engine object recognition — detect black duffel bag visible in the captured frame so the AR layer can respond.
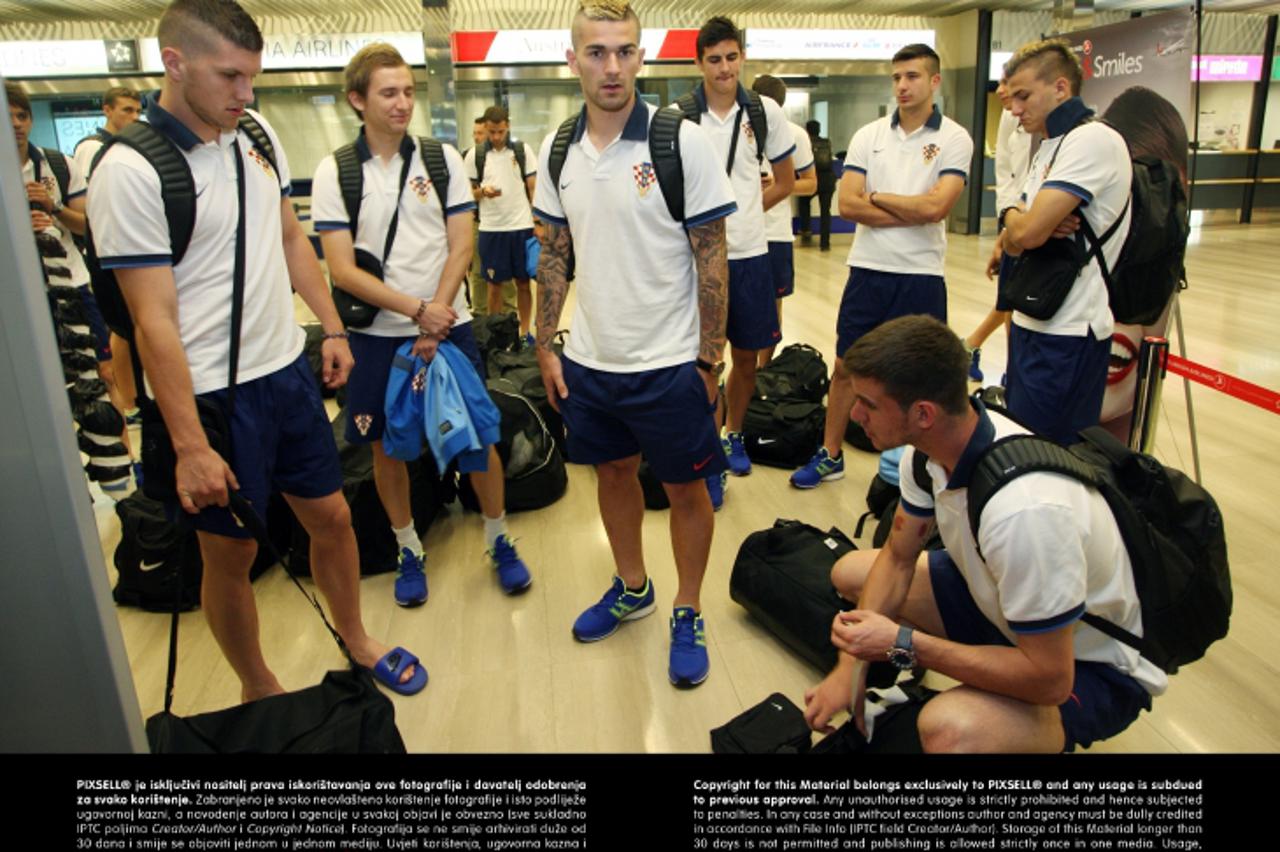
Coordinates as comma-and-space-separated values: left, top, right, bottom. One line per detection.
729, 519, 855, 672
458, 379, 568, 513
742, 399, 825, 468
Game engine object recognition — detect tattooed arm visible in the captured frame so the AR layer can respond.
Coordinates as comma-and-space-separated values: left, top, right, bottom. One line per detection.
688, 217, 728, 403
534, 220, 574, 411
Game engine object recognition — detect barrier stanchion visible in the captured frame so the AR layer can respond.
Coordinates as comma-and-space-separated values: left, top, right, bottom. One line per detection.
1130, 337, 1170, 454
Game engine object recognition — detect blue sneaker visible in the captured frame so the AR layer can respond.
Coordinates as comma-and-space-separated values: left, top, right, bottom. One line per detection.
968, 347, 984, 383
790, 447, 845, 489
669, 606, 709, 687
706, 470, 727, 511
490, 534, 532, 594
723, 431, 751, 476
394, 548, 428, 607
572, 576, 655, 642
522, 332, 536, 350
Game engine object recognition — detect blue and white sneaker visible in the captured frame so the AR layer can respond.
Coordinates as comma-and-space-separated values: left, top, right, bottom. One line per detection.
394, 548, 428, 607
968, 347, 984, 383
572, 576, 655, 642
669, 606, 709, 687
789, 447, 845, 489
706, 470, 727, 511
723, 431, 751, 476
489, 534, 532, 594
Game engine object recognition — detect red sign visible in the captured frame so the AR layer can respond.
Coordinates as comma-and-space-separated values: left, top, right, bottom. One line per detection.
1166, 354, 1280, 415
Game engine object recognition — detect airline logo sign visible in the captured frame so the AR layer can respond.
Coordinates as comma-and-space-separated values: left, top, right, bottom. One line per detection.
1192, 55, 1264, 82
744, 29, 935, 61
1080, 39, 1145, 81
452, 29, 698, 65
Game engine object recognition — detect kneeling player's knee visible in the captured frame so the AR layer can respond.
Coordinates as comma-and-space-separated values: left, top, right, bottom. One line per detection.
917, 699, 986, 754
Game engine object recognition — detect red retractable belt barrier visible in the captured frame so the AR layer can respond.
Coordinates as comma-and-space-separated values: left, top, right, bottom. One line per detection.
1166, 354, 1280, 415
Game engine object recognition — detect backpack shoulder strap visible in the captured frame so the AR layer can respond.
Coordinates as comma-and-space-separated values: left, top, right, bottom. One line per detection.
911, 449, 932, 495
41, 148, 71, 201
417, 137, 451, 221
744, 90, 768, 165
108, 122, 198, 264
333, 142, 364, 235
966, 434, 1097, 557
510, 138, 527, 177
547, 114, 580, 194
675, 92, 701, 124
236, 112, 278, 176
648, 107, 686, 223
474, 139, 490, 184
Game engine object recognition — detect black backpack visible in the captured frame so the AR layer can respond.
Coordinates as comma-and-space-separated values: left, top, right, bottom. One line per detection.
33, 146, 71, 201
548, 106, 689, 222
86, 113, 278, 340
334, 135, 450, 227
742, 399, 825, 468
473, 138, 528, 186
754, 343, 828, 404
812, 136, 833, 171
961, 426, 1230, 674
1074, 121, 1189, 326
457, 379, 568, 513
674, 87, 769, 175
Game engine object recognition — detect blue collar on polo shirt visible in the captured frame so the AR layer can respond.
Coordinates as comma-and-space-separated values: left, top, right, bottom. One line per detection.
569, 96, 650, 144
891, 104, 943, 131
944, 398, 996, 491
1045, 96, 1095, 138
145, 101, 204, 151
690, 81, 754, 114
354, 126, 416, 162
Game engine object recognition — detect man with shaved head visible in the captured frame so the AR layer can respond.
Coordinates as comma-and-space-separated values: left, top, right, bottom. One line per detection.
88, 0, 426, 701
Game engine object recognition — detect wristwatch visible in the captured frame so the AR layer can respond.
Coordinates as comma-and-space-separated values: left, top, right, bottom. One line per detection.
886, 625, 917, 670
695, 357, 725, 378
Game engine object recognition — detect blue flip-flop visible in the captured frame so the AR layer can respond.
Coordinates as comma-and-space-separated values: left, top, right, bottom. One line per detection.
370, 647, 428, 696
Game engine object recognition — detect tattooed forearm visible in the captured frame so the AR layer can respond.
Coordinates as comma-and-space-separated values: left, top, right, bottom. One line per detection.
688, 218, 728, 364
535, 221, 573, 351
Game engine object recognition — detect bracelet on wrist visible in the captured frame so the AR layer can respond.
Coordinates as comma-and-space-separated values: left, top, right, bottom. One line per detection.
322, 330, 349, 340
413, 299, 429, 323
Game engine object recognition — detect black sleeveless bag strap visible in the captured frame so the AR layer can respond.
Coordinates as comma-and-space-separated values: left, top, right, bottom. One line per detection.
418, 136, 451, 220
648, 107, 686, 223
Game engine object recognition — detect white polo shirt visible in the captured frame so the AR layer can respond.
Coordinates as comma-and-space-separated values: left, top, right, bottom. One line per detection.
72, 130, 112, 179
765, 119, 815, 244
675, 85, 795, 260
1015, 98, 1131, 340
898, 404, 1166, 696
24, 144, 90, 288
463, 142, 537, 232
312, 132, 476, 338
88, 104, 303, 395
532, 99, 736, 373
843, 105, 973, 277
994, 108, 1032, 214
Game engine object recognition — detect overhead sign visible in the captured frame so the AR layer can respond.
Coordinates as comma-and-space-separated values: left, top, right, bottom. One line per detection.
1192, 55, 1264, 82
743, 29, 935, 61
451, 29, 697, 65
0, 32, 424, 77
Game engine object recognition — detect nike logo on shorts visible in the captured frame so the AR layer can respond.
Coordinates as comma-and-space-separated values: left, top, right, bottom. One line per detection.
693, 454, 714, 471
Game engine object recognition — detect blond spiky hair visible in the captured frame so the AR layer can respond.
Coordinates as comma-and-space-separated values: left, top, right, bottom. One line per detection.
572, 1, 641, 48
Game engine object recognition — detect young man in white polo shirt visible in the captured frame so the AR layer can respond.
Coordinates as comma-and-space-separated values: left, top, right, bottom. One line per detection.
533, 1, 735, 688
791, 43, 972, 490
313, 43, 532, 604
1001, 39, 1131, 445
464, 105, 538, 342
802, 315, 1164, 752
684, 16, 795, 478
73, 86, 143, 177
751, 74, 816, 367
88, 0, 425, 700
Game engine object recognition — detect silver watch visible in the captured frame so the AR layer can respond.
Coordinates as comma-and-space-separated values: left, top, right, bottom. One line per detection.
886, 625, 916, 670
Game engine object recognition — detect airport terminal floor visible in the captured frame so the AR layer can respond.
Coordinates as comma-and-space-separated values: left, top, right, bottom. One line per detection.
88, 221, 1280, 754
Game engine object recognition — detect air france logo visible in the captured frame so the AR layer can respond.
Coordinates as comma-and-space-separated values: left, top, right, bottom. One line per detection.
922, 143, 940, 165
247, 147, 275, 178
1080, 38, 1144, 81
633, 162, 657, 197
410, 175, 431, 202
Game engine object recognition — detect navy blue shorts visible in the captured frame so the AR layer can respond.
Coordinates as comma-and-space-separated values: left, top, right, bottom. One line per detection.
728, 254, 781, 350
179, 355, 343, 540
78, 284, 112, 362
478, 228, 534, 283
928, 550, 1152, 752
559, 357, 726, 484
995, 252, 1013, 312
345, 322, 484, 444
836, 267, 947, 358
1005, 325, 1109, 445
767, 241, 795, 298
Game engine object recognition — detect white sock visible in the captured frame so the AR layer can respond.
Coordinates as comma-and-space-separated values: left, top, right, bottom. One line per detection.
393, 523, 420, 555
484, 514, 508, 550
